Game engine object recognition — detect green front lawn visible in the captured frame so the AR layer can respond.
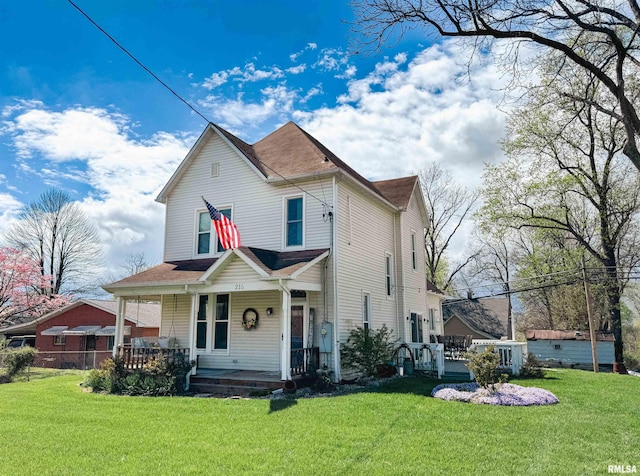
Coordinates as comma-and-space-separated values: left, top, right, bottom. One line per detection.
0, 369, 638, 475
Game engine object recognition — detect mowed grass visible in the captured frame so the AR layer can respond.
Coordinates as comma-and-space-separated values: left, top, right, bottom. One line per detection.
0, 369, 638, 475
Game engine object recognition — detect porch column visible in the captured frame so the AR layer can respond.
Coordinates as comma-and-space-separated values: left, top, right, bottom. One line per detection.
280, 285, 291, 380
112, 297, 127, 358
188, 293, 198, 376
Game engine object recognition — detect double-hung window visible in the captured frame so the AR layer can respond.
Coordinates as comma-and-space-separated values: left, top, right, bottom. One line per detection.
196, 295, 208, 349
285, 196, 303, 247
214, 294, 229, 350
429, 308, 437, 332
411, 231, 417, 271
197, 207, 232, 255
385, 253, 394, 298
363, 292, 371, 330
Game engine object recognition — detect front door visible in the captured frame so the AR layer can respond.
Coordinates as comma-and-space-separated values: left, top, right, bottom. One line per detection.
291, 305, 304, 372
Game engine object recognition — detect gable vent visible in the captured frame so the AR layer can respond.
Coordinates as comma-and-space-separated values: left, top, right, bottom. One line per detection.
210, 162, 220, 177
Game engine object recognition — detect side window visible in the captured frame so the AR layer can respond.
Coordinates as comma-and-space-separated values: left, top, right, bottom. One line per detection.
411, 231, 417, 270
363, 292, 371, 330
385, 253, 394, 298
429, 308, 437, 332
411, 312, 424, 343
286, 196, 303, 247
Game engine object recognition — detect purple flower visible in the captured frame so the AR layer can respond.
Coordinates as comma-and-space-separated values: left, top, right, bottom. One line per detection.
432, 382, 558, 406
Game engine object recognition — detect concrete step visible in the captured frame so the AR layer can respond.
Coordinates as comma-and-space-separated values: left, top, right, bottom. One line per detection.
189, 382, 279, 397
442, 371, 471, 381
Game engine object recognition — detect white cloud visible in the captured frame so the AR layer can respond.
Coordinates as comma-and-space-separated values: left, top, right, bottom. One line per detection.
301, 41, 509, 190
200, 63, 285, 90
286, 64, 307, 74
202, 71, 229, 90
2, 105, 193, 280
0, 193, 22, 238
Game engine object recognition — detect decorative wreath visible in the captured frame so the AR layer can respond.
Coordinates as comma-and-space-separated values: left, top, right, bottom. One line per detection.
242, 308, 259, 330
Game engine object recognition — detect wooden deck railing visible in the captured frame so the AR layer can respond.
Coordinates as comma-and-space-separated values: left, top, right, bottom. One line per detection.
290, 347, 320, 376
116, 346, 190, 369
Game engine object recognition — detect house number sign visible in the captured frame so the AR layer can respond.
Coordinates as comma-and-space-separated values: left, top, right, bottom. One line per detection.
234, 283, 245, 290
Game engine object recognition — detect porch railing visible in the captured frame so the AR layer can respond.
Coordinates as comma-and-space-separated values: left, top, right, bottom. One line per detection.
469, 340, 527, 376
290, 347, 320, 376
116, 346, 191, 370
407, 343, 445, 378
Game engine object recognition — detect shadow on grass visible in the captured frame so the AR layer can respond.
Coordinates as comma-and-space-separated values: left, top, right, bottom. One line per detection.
269, 397, 298, 413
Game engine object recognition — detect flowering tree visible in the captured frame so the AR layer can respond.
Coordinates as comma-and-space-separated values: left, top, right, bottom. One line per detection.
0, 247, 68, 326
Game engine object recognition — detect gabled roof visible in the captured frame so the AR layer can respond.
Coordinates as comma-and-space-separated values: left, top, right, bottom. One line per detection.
442, 297, 509, 339
373, 176, 419, 209
156, 121, 420, 211
104, 247, 329, 290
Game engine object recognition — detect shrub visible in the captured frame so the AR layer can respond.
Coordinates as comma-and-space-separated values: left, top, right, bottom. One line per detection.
84, 354, 194, 396
520, 353, 546, 378
465, 345, 508, 391
1, 347, 37, 382
340, 325, 396, 378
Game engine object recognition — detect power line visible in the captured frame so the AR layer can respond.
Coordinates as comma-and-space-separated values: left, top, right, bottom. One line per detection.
68, 0, 333, 209
68, 0, 209, 124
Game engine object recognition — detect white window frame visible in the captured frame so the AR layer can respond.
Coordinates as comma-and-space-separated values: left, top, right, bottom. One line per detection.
194, 205, 233, 257
411, 230, 417, 271
429, 308, 437, 332
195, 294, 210, 351
410, 311, 424, 343
212, 293, 231, 354
53, 335, 65, 346
385, 252, 394, 299
283, 194, 305, 249
362, 291, 372, 330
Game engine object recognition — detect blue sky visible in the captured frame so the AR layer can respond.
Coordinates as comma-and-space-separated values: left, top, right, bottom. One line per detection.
0, 1, 508, 284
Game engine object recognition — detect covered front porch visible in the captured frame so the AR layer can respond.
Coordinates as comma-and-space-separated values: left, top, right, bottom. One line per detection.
104, 246, 332, 383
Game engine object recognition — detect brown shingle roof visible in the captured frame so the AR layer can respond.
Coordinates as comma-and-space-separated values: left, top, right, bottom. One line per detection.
443, 297, 509, 339
373, 176, 418, 209
215, 121, 411, 208
105, 248, 329, 289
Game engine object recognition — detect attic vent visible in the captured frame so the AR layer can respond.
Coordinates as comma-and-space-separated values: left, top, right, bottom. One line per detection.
210, 162, 220, 178
409, 195, 416, 209
323, 156, 330, 163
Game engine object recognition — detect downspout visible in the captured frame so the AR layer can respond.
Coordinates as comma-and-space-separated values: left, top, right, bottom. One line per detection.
332, 175, 341, 382
394, 212, 403, 344
278, 279, 292, 381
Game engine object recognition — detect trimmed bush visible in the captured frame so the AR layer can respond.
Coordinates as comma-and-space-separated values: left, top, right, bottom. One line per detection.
465, 345, 508, 391
520, 352, 546, 378
340, 325, 396, 378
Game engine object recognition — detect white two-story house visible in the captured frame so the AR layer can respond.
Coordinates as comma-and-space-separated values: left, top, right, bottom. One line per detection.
104, 122, 445, 382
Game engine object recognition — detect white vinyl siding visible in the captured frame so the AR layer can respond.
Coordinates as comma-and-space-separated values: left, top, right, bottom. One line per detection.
195, 291, 281, 371
163, 131, 332, 260
335, 183, 398, 339
160, 294, 191, 347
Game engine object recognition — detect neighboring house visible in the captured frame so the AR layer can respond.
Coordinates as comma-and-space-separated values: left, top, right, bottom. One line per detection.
525, 329, 615, 370
442, 297, 510, 340
104, 121, 444, 381
1, 300, 160, 368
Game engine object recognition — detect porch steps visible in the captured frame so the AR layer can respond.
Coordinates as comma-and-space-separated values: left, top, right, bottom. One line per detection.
442, 371, 472, 381
189, 375, 284, 397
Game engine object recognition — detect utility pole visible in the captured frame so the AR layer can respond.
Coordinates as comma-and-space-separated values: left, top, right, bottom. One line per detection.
581, 256, 599, 373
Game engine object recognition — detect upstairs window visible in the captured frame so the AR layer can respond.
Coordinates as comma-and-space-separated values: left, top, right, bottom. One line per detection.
429, 308, 437, 332
385, 253, 394, 298
197, 207, 232, 255
286, 196, 303, 247
411, 231, 417, 270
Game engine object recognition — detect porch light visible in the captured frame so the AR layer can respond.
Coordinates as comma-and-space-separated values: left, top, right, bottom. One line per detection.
266, 307, 273, 316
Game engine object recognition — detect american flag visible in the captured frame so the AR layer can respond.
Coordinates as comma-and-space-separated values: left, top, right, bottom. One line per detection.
202, 197, 241, 250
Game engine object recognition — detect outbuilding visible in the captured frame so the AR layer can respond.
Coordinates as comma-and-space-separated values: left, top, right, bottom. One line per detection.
525, 329, 615, 370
